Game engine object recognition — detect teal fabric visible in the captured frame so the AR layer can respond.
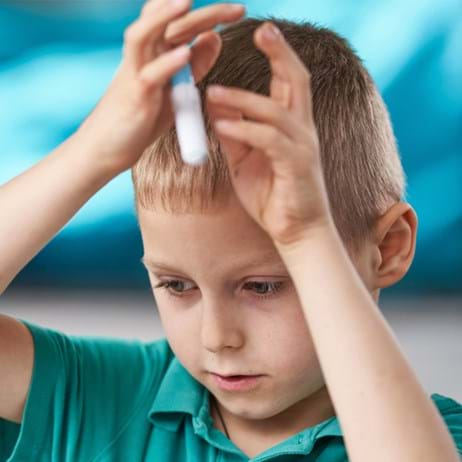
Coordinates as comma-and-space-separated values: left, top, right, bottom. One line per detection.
1, 320, 461, 461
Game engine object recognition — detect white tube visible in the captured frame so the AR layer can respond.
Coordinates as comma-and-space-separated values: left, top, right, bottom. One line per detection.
170, 62, 209, 166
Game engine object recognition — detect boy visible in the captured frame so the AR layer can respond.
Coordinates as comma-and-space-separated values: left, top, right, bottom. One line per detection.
0, 0, 461, 460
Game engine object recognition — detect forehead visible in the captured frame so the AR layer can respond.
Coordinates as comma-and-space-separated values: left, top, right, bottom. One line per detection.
137, 199, 285, 276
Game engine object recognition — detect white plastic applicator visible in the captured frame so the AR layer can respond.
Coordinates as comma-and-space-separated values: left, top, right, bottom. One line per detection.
170, 59, 209, 166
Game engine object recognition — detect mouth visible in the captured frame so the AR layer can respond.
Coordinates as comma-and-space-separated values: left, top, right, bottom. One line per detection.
214, 373, 260, 378
210, 372, 264, 391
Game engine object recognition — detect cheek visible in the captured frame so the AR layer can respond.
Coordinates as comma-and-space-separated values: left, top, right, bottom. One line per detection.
269, 317, 324, 398
262, 303, 320, 374
156, 293, 321, 380
156, 301, 200, 369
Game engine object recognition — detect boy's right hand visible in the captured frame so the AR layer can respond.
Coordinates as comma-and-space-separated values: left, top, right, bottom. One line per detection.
78, 0, 245, 175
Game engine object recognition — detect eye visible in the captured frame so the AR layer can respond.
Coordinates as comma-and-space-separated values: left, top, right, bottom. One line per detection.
243, 281, 284, 299
153, 279, 197, 297
153, 279, 285, 300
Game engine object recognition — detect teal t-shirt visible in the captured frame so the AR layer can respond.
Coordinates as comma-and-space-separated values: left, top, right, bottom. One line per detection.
1, 320, 461, 462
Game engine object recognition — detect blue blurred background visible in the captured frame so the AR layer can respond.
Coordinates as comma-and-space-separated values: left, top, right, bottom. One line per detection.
1, 0, 461, 293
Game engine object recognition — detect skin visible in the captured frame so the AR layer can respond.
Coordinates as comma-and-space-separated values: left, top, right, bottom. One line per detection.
0, 1, 458, 460
0, 0, 242, 290
138, 194, 416, 457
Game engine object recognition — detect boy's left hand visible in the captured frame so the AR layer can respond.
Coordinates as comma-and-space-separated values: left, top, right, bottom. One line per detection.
206, 22, 334, 250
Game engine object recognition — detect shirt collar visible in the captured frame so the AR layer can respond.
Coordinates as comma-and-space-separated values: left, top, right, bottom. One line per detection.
147, 353, 343, 443
148, 355, 205, 431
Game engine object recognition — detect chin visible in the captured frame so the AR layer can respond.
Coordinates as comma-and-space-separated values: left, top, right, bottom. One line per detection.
218, 393, 293, 420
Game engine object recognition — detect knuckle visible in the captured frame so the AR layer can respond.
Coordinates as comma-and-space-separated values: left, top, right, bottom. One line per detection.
137, 74, 151, 91
124, 26, 141, 44
267, 127, 280, 145
163, 23, 178, 42
274, 114, 287, 133
272, 100, 287, 121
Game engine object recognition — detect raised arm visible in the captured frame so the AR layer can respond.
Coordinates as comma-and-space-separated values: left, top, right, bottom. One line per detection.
205, 21, 459, 462
278, 227, 459, 462
0, 0, 245, 294
0, 134, 117, 293
0, 0, 246, 426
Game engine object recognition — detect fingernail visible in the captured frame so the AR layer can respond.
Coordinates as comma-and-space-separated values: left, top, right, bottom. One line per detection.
230, 3, 245, 11
263, 23, 280, 42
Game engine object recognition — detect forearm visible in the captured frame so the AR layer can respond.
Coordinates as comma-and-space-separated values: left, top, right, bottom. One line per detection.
0, 131, 119, 293
280, 226, 459, 462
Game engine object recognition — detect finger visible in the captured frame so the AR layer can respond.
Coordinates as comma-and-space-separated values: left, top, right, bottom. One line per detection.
123, 0, 191, 73
205, 96, 249, 166
207, 85, 306, 143
206, 97, 246, 159
254, 22, 314, 124
139, 0, 166, 15
213, 119, 293, 163
139, 44, 191, 87
164, 3, 245, 45
189, 31, 222, 83
206, 98, 243, 123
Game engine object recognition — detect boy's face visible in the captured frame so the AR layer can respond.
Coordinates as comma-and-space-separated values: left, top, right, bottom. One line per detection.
138, 194, 373, 426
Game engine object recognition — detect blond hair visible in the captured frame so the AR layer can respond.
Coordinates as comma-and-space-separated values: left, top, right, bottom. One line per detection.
132, 16, 406, 254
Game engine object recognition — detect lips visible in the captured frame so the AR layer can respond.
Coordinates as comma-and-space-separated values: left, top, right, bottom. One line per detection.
217, 374, 255, 380
211, 373, 264, 391
212, 372, 261, 378
216, 374, 254, 378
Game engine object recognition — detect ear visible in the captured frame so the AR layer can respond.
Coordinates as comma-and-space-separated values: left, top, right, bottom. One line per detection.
372, 202, 418, 289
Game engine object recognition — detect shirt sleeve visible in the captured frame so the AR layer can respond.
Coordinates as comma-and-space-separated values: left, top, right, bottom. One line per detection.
0, 319, 170, 462
432, 393, 462, 458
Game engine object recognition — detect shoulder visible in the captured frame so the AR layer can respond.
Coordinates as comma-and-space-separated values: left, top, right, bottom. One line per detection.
0, 319, 176, 461
431, 393, 462, 455
431, 393, 462, 414
20, 318, 174, 399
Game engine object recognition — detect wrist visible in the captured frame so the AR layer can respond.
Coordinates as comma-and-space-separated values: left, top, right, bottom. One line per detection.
60, 129, 123, 192
72, 124, 126, 180
274, 219, 343, 270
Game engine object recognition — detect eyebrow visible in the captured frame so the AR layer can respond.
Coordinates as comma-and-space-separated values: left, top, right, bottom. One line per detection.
141, 254, 287, 275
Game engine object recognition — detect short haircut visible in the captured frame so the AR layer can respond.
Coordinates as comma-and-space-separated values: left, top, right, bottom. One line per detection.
132, 16, 406, 255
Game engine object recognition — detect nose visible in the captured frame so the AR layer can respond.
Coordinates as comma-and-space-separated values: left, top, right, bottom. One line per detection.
200, 299, 244, 353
